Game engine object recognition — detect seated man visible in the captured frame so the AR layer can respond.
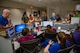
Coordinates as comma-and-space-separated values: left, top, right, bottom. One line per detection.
36, 25, 57, 43
50, 12, 57, 22
45, 25, 56, 33
0, 9, 12, 31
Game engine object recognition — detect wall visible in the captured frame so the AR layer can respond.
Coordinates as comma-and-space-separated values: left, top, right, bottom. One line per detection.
47, 3, 80, 18
10, 9, 24, 25
0, 0, 43, 25
0, 0, 42, 10
0, 1, 44, 53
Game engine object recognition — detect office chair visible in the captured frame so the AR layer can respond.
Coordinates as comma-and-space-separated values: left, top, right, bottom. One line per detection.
73, 44, 80, 53
57, 44, 75, 53
20, 39, 41, 53
65, 34, 74, 46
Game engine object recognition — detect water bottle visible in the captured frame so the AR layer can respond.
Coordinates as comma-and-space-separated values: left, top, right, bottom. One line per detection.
53, 24, 56, 32
37, 25, 41, 32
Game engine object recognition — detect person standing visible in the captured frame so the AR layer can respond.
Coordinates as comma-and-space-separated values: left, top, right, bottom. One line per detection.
28, 14, 34, 24
21, 12, 30, 25
0, 9, 13, 31
27, 14, 34, 30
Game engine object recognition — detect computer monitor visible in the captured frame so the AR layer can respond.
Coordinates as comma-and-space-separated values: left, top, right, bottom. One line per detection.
15, 24, 27, 33
42, 21, 53, 27
34, 21, 42, 27
71, 17, 80, 24
6, 26, 16, 38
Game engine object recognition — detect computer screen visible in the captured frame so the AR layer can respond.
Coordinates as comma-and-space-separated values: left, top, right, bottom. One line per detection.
6, 26, 16, 38
15, 24, 27, 33
42, 21, 53, 27
71, 17, 80, 24
34, 21, 42, 27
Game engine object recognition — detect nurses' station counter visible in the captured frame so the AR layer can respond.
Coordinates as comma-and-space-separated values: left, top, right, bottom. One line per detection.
54, 17, 80, 30
54, 23, 76, 30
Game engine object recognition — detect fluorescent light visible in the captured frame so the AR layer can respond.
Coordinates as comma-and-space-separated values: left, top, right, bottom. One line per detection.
19, 0, 22, 2
38, 0, 42, 1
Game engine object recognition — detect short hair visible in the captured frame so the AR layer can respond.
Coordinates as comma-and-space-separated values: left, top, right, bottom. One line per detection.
23, 12, 26, 16
21, 28, 29, 36
47, 25, 52, 29
3, 9, 10, 13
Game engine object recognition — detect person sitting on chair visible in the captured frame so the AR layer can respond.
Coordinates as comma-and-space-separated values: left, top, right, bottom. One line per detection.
65, 14, 71, 24
45, 25, 56, 33
18, 28, 34, 43
73, 26, 80, 45
50, 12, 57, 22
72, 26, 80, 53
41, 32, 72, 53
36, 25, 56, 43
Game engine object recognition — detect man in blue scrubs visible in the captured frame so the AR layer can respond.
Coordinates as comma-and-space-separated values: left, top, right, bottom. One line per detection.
50, 12, 57, 22
0, 9, 12, 30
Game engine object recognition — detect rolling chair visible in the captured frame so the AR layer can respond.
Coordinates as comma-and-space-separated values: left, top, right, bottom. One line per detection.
57, 44, 75, 53
71, 33, 80, 53
20, 39, 41, 53
73, 44, 80, 53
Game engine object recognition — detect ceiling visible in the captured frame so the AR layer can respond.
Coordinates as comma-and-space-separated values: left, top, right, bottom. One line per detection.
11, 0, 80, 8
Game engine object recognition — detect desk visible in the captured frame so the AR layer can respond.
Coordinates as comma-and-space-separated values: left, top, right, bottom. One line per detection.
32, 27, 45, 36
54, 23, 76, 30
37, 31, 44, 35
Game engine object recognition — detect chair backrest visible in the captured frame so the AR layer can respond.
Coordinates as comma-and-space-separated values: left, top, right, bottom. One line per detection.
57, 44, 75, 53
74, 44, 80, 53
20, 38, 40, 53
44, 32, 57, 42
65, 34, 74, 46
